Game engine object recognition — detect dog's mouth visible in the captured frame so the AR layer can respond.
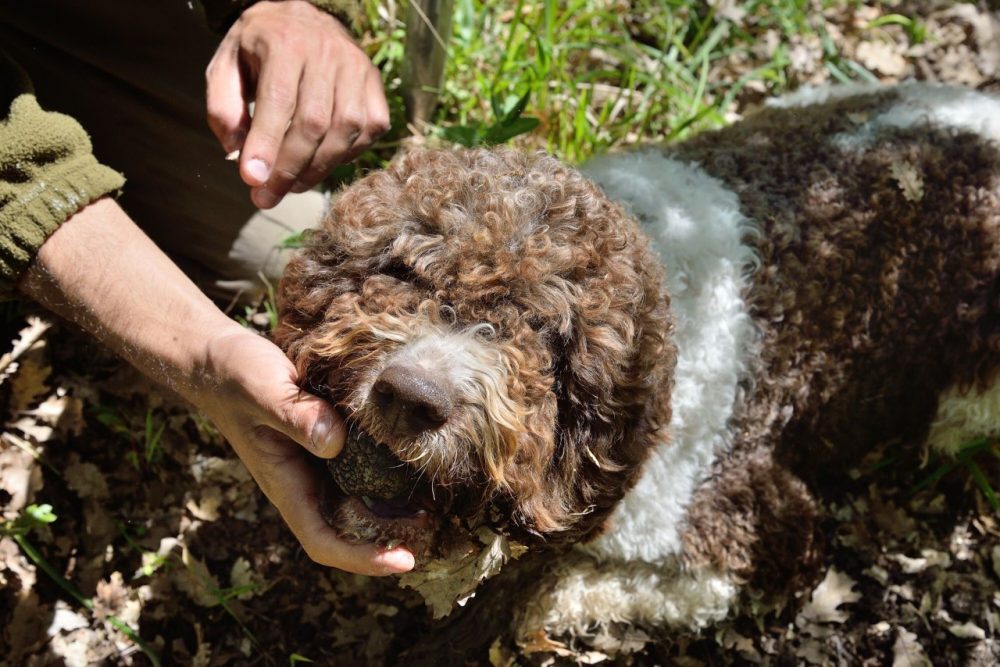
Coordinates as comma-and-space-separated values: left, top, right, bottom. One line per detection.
319, 429, 442, 558
319, 427, 530, 616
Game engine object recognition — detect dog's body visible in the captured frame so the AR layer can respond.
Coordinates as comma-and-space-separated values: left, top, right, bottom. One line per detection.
276, 82, 999, 646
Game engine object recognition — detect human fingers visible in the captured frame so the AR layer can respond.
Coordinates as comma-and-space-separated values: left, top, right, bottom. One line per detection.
261, 51, 337, 203
240, 49, 303, 204
246, 427, 415, 575
265, 384, 347, 460
290, 64, 391, 193
205, 34, 251, 154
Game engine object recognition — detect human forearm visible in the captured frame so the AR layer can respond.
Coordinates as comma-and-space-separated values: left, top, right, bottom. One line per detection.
18, 197, 239, 400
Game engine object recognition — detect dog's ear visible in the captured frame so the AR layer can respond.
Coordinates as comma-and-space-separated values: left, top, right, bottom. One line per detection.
502, 197, 676, 544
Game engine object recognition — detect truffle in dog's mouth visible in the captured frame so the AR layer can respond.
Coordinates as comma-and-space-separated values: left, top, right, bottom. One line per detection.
320, 430, 441, 557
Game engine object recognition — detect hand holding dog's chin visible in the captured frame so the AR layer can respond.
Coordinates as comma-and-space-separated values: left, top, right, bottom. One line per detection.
19, 198, 414, 577
196, 330, 416, 576
205, 0, 391, 209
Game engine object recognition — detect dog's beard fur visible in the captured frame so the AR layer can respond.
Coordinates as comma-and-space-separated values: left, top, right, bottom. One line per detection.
275, 148, 676, 561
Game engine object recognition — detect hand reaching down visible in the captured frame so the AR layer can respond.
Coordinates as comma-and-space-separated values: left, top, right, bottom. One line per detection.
205, 0, 390, 209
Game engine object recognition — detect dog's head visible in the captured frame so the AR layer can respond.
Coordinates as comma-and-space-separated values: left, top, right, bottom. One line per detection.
275, 149, 674, 559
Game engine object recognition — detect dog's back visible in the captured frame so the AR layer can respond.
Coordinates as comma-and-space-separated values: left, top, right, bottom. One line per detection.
522, 83, 1000, 639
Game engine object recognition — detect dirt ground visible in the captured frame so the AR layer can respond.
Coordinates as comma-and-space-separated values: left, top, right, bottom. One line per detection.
2, 2, 1000, 665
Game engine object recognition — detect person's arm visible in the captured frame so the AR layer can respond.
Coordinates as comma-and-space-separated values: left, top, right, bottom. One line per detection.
4, 13, 406, 573
18, 197, 415, 575
204, 0, 390, 209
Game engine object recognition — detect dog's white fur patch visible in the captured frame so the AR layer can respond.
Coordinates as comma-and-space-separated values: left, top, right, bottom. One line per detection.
770, 81, 1000, 147
578, 150, 760, 564
517, 559, 737, 639
927, 378, 1000, 456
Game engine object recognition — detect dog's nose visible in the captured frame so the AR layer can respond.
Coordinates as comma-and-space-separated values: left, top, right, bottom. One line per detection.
372, 365, 454, 437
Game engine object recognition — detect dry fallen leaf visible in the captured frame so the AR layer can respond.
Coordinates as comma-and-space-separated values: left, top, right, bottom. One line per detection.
229, 557, 261, 601
489, 636, 516, 667
27, 393, 85, 436
92, 572, 140, 626
890, 549, 951, 574
796, 637, 829, 665
719, 627, 758, 657
518, 629, 573, 656
892, 626, 932, 667
185, 486, 223, 522
7, 351, 51, 415
173, 546, 222, 608
800, 568, 861, 625
0, 316, 50, 365
855, 40, 908, 77
398, 527, 526, 619
192, 643, 213, 667
0, 438, 42, 513
190, 455, 252, 484
64, 462, 110, 500
890, 161, 924, 203
46, 603, 90, 637
2, 320, 55, 422
947, 621, 986, 640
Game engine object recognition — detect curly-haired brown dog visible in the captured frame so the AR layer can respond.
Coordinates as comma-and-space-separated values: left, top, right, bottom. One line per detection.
275, 82, 999, 643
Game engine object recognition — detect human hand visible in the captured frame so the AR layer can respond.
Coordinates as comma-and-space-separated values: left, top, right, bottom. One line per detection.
197, 328, 415, 575
205, 0, 390, 209
22, 199, 410, 575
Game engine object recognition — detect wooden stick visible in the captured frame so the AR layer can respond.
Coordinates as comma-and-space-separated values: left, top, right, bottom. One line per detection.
401, 0, 455, 126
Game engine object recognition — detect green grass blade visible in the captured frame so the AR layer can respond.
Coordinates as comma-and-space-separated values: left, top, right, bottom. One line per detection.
960, 455, 1000, 512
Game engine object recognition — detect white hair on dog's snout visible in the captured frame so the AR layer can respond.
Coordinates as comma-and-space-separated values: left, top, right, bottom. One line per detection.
347, 319, 526, 485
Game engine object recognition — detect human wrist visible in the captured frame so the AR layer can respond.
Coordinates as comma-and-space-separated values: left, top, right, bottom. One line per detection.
186, 322, 263, 407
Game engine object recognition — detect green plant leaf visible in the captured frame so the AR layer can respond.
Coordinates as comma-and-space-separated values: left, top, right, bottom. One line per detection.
279, 231, 308, 249
499, 88, 532, 124
25, 503, 57, 526
441, 124, 483, 147
484, 115, 540, 145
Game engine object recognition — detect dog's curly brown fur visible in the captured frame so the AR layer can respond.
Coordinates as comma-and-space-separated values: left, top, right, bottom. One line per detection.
275, 149, 675, 545
274, 85, 1000, 656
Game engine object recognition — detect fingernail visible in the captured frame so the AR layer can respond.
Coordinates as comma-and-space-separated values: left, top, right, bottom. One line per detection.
310, 409, 341, 458
379, 548, 415, 572
246, 158, 270, 184
253, 187, 279, 209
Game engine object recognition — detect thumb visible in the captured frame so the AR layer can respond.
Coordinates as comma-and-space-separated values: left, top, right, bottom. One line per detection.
273, 391, 346, 459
